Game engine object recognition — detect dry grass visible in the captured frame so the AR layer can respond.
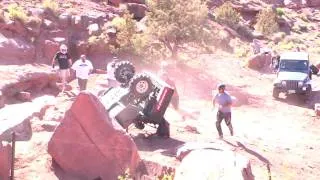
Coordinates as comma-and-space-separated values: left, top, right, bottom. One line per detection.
42, 0, 59, 15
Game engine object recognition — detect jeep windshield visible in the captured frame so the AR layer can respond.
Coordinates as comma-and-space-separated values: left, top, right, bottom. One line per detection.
279, 60, 309, 73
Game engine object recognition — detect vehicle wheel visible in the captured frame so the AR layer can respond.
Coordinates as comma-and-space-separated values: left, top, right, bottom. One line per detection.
114, 61, 135, 84
129, 74, 154, 99
310, 64, 319, 75
272, 88, 280, 99
156, 119, 170, 138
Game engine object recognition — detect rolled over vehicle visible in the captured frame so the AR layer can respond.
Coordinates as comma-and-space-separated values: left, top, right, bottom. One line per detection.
99, 61, 174, 137
272, 52, 312, 99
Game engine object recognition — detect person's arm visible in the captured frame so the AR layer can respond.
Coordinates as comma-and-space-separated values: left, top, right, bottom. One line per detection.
67, 54, 72, 68
68, 58, 72, 68
212, 94, 216, 108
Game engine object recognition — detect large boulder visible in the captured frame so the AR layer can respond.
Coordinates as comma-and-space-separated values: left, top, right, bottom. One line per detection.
0, 96, 56, 141
0, 142, 11, 180
43, 40, 59, 61
307, 0, 320, 7
247, 53, 272, 70
0, 34, 35, 64
87, 23, 100, 36
48, 92, 140, 180
175, 149, 254, 180
127, 3, 147, 19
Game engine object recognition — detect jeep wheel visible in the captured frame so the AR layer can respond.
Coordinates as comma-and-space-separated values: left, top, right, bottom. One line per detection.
129, 74, 153, 99
114, 61, 135, 84
272, 88, 280, 99
156, 118, 170, 138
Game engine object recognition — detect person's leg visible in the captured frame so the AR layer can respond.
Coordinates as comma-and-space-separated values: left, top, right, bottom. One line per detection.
60, 69, 67, 92
78, 78, 86, 91
77, 78, 82, 90
224, 112, 233, 136
216, 111, 224, 138
83, 79, 88, 90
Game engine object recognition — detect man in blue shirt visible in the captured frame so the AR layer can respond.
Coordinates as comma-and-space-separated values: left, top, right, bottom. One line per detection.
212, 83, 234, 139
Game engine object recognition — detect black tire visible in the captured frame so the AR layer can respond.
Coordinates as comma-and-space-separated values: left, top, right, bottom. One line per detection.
156, 119, 170, 138
310, 65, 319, 75
114, 61, 135, 84
129, 74, 154, 99
273, 88, 280, 99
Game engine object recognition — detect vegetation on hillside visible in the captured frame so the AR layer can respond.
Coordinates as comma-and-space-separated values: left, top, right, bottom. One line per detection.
256, 8, 279, 35
214, 1, 240, 28
8, 3, 28, 23
142, 0, 210, 60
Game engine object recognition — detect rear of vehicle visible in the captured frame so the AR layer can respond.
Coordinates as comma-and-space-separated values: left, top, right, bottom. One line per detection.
273, 52, 312, 99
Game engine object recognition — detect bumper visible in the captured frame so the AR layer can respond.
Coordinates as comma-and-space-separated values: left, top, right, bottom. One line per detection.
275, 85, 310, 94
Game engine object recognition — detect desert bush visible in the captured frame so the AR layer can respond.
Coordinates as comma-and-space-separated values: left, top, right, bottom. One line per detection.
110, 10, 138, 54
8, 4, 28, 23
255, 8, 279, 35
42, 0, 59, 15
276, 8, 285, 17
27, 16, 42, 27
215, 1, 240, 28
88, 33, 109, 48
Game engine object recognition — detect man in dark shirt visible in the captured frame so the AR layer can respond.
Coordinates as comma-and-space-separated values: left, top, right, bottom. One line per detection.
51, 44, 72, 93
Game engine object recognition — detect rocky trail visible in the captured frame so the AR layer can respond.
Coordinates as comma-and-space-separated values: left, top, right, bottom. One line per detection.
0, 54, 318, 179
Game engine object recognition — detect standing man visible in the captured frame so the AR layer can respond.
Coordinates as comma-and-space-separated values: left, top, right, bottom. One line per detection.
212, 83, 234, 139
71, 55, 94, 91
51, 44, 72, 93
106, 56, 118, 87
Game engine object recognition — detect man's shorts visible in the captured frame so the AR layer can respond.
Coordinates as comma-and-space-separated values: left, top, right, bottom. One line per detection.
59, 69, 70, 83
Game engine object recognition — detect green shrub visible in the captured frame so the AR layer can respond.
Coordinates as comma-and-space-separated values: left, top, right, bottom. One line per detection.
8, 4, 28, 23
42, 0, 59, 15
255, 8, 279, 35
215, 1, 240, 28
276, 8, 285, 17
88, 34, 109, 47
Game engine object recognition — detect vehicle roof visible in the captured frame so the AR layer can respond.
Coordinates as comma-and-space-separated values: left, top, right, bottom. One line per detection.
280, 52, 309, 61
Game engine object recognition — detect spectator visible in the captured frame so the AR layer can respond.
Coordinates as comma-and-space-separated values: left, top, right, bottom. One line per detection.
51, 44, 72, 93
71, 55, 93, 91
106, 56, 119, 87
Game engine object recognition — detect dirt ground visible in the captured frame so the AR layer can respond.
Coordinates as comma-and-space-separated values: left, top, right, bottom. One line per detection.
4, 55, 320, 180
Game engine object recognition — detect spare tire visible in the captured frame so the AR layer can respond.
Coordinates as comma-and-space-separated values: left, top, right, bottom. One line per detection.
310, 64, 319, 75
114, 61, 135, 84
129, 74, 153, 98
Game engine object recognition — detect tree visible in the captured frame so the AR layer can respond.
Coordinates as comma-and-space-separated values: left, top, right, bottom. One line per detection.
145, 0, 209, 59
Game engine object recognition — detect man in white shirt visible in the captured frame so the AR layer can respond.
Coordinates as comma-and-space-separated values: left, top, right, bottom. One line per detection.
71, 55, 93, 91
106, 56, 118, 87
